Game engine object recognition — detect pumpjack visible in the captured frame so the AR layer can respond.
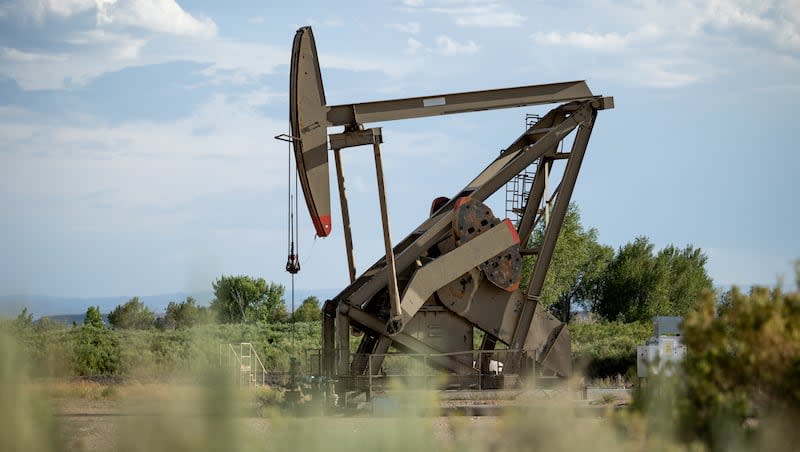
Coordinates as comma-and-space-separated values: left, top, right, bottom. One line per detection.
284, 27, 613, 394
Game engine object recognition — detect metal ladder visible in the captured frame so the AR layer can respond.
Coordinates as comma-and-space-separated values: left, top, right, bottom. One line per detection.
219, 342, 269, 388
504, 114, 540, 224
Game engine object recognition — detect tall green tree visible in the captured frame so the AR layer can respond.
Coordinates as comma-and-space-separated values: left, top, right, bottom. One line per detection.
210, 275, 287, 323
84, 305, 104, 328
292, 296, 321, 322
658, 244, 713, 316
107, 297, 155, 329
595, 237, 712, 322
521, 203, 614, 322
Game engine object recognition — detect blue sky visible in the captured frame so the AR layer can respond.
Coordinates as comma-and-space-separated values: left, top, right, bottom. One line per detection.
0, 0, 798, 300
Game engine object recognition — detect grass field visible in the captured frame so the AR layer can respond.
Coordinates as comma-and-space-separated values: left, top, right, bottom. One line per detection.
5, 279, 798, 452
42, 380, 627, 452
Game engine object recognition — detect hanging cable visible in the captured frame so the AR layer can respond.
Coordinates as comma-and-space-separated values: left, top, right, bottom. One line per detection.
284, 136, 300, 275
295, 150, 300, 269
274, 132, 311, 351
275, 133, 301, 348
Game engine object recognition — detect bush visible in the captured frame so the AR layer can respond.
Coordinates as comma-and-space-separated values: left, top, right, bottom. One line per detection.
679, 286, 800, 446
71, 325, 120, 376
570, 320, 652, 380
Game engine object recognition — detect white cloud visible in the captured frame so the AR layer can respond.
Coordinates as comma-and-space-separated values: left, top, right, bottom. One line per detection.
1, 46, 67, 62
435, 35, 478, 55
532, 31, 628, 52
10, 0, 217, 38
629, 58, 709, 88
406, 37, 423, 54
705, 0, 773, 32
0, 95, 287, 213
387, 21, 421, 34
403, 0, 424, 7
702, 0, 800, 52
0, 0, 228, 90
192, 38, 285, 85
429, 2, 525, 28
22, 0, 95, 21
531, 24, 663, 53
1, 2, 433, 91
318, 52, 422, 78
526, 0, 800, 88
241, 87, 287, 107
95, 0, 218, 38
0, 33, 285, 90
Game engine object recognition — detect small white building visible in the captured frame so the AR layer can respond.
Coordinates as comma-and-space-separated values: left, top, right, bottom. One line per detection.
637, 316, 686, 378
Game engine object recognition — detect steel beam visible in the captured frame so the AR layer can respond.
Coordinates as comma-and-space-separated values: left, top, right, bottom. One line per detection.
333, 148, 357, 283
370, 132, 403, 333
507, 110, 597, 373
516, 157, 551, 245
335, 306, 351, 376
322, 306, 335, 378
325, 81, 595, 127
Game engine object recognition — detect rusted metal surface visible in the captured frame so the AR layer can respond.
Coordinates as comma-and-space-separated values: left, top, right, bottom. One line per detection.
453, 198, 522, 291
398, 218, 520, 328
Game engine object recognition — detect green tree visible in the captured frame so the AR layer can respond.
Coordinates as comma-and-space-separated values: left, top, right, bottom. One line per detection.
70, 324, 119, 375
84, 306, 104, 328
159, 296, 208, 330
595, 237, 712, 322
107, 297, 155, 329
292, 296, 321, 322
658, 244, 713, 315
521, 203, 614, 322
210, 275, 287, 323
12, 307, 34, 330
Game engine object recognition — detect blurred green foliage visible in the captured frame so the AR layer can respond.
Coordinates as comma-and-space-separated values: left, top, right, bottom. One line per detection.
570, 320, 652, 379
4, 310, 653, 382
1, 269, 799, 451
1, 315, 323, 379
679, 284, 800, 446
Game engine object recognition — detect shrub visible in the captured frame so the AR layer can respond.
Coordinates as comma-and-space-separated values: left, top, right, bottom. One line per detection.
71, 326, 120, 376
679, 286, 800, 446
570, 320, 652, 380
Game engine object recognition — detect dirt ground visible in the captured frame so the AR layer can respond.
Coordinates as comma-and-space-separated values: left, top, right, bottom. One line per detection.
56, 399, 120, 451
52, 395, 505, 451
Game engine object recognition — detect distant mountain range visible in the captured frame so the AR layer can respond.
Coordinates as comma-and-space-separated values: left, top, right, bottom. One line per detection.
0, 288, 339, 319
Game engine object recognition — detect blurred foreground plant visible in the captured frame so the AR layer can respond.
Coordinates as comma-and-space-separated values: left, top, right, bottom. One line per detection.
0, 331, 60, 451
680, 282, 800, 447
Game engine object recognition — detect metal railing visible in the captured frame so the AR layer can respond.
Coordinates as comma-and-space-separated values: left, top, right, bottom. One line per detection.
219, 342, 270, 388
